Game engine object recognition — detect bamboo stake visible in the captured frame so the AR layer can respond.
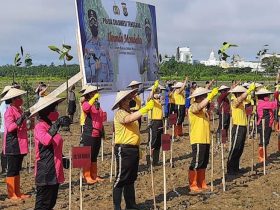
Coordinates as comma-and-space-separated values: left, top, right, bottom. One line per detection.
221, 108, 226, 191
170, 123, 174, 168
211, 133, 214, 192
262, 119, 266, 175
69, 150, 72, 210
251, 116, 255, 174
80, 169, 83, 210
163, 119, 167, 210
110, 132, 115, 183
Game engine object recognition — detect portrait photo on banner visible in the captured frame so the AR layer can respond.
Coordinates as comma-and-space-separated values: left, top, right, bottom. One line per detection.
75, 0, 159, 91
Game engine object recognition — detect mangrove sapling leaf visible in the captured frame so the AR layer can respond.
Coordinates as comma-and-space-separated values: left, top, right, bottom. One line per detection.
48, 46, 61, 54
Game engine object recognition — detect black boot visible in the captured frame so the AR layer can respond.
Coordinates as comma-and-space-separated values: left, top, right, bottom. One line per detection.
1, 152, 7, 174
113, 187, 123, 210
152, 149, 160, 166
123, 184, 140, 210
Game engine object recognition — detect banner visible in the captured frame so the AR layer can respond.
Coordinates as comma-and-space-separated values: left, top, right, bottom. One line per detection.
76, 0, 159, 91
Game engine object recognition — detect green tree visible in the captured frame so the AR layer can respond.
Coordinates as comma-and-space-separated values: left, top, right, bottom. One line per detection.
261, 56, 280, 73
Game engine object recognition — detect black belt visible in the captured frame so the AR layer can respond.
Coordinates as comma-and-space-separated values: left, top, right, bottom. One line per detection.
115, 144, 139, 148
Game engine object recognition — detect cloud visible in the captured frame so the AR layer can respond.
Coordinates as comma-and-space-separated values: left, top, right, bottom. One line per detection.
0, 0, 279, 65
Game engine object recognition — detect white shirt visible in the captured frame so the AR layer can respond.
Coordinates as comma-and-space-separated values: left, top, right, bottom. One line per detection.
0, 101, 9, 133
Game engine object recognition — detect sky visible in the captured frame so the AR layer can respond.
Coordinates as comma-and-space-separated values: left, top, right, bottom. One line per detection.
0, 0, 280, 65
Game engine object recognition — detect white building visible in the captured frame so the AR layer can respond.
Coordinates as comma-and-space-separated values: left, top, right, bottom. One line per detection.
200, 50, 220, 66
178, 47, 193, 64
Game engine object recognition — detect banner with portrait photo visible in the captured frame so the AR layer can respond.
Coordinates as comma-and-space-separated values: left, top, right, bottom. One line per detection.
75, 0, 159, 91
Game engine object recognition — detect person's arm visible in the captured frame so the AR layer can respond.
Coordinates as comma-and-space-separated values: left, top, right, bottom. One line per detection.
39, 85, 48, 97
5, 109, 18, 132
190, 88, 218, 113
35, 124, 53, 146
232, 83, 255, 108
205, 79, 215, 90
178, 76, 188, 93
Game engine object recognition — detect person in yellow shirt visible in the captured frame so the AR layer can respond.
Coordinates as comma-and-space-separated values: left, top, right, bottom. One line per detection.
79, 85, 89, 133
188, 87, 218, 193
112, 88, 154, 210
227, 84, 256, 175
173, 76, 188, 137
167, 82, 175, 116
147, 82, 165, 165
127, 80, 143, 128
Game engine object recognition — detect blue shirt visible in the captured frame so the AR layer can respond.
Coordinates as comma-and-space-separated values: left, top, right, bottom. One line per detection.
0, 101, 9, 133
185, 86, 191, 108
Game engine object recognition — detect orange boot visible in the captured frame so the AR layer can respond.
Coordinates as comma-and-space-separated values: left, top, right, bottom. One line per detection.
174, 125, 179, 137
91, 162, 104, 182
258, 146, 264, 163
188, 170, 202, 193
83, 167, 97, 184
6, 176, 20, 200
15, 175, 31, 199
197, 169, 209, 190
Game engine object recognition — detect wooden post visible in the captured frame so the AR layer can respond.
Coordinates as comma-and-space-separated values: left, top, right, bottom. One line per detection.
69, 150, 72, 210
229, 119, 232, 151
211, 133, 214, 192
163, 119, 167, 210
28, 130, 32, 173
170, 123, 174, 168
149, 124, 157, 210
262, 119, 266, 175
110, 132, 115, 183
221, 108, 226, 191
79, 168, 83, 210
251, 116, 255, 174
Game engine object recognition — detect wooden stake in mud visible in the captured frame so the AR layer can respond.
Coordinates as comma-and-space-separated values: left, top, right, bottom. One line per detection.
221, 108, 226, 191
79, 168, 83, 210
163, 119, 167, 210
149, 121, 157, 210
110, 132, 115, 183
251, 116, 256, 174
170, 123, 174, 168
229, 119, 232, 150
69, 150, 72, 210
211, 133, 214, 192
262, 119, 266, 175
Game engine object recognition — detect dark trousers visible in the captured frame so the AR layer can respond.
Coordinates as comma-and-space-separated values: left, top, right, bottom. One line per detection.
82, 134, 101, 162
175, 105, 185, 125
168, 103, 176, 116
114, 145, 139, 188
257, 124, 272, 147
7, 154, 24, 177
227, 125, 247, 173
0, 132, 7, 173
34, 184, 59, 210
150, 120, 163, 150
189, 144, 210, 170
216, 113, 230, 143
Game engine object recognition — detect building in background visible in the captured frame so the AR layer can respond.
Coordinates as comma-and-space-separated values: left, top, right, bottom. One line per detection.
176, 46, 193, 64
200, 50, 220, 66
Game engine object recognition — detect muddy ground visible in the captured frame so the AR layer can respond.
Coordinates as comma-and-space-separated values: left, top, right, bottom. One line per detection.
1, 113, 280, 210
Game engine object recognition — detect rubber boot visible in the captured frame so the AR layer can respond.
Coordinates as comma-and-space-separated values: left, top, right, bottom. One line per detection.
123, 184, 140, 210
188, 170, 202, 193
258, 146, 264, 163
91, 162, 104, 182
83, 167, 97, 184
6, 176, 20, 200
197, 169, 208, 190
113, 187, 123, 210
178, 125, 183, 136
15, 175, 30, 199
152, 149, 160, 166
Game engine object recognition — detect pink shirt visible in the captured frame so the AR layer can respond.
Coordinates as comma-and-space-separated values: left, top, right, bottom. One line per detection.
257, 99, 277, 127
34, 120, 64, 184
82, 101, 104, 137
4, 105, 28, 155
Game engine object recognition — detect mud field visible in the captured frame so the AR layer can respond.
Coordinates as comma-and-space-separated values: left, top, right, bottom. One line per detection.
1, 114, 280, 210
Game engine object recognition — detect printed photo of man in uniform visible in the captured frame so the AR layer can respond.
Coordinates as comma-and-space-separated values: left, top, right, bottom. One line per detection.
141, 18, 158, 81
84, 9, 114, 83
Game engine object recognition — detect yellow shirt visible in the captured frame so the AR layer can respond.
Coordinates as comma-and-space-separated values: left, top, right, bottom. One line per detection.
131, 95, 142, 111
231, 96, 247, 126
174, 90, 185, 105
188, 103, 210, 144
114, 109, 140, 146
169, 92, 175, 104
148, 99, 163, 120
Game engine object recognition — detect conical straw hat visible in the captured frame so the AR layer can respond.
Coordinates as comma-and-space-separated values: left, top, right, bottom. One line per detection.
147, 84, 166, 91
0, 88, 26, 101
0, 86, 13, 97
255, 88, 273, 95
229, 85, 247, 93
172, 82, 184, 89
29, 95, 65, 117
79, 85, 89, 93
255, 83, 263, 88
81, 85, 103, 96
112, 89, 138, 110
127, 80, 142, 88
242, 82, 250, 87
189, 87, 211, 98
218, 85, 230, 91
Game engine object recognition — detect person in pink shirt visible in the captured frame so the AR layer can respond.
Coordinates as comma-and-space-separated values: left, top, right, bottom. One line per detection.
1, 88, 31, 200
31, 96, 70, 210
80, 85, 104, 184
256, 88, 277, 163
